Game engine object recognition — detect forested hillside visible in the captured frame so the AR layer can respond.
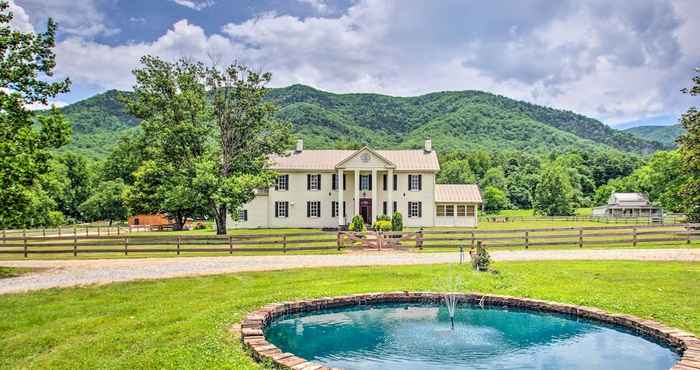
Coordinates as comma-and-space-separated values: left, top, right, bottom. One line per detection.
57, 84, 668, 158
624, 124, 684, 146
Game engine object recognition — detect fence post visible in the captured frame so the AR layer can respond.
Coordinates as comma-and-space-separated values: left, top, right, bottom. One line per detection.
283, 235, 287, 253
688, 224, 692, 245
2, 229, 5, 245
85, 227, 89, 237
471, 231, 475, 249
378, 231, 382, 251
23, 229, 27, 258
58, 227, 62, 237
73, 230, 77, 257
177, 236, 181, 255
337, 232, 343, 251
229, 235, 233, 255
42, 227, 46, 238
632, 227, 637, 247
117, 226, 120, 236
124, 237, 128, 256
97, 226, 100, 237
578, 229, 583, 248
525, 231, 529, 249
417, 227, 424, 250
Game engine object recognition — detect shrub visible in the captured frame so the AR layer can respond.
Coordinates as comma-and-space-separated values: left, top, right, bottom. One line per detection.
376, 214, 391, 222
470, 243, 491, 271
46, 211, 65, 227
349, 215, 366, 232
391, 212, 403, 231
373, 220, 392, 231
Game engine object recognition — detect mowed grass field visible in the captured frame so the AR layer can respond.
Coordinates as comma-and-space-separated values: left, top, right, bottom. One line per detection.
0, 261, 698, 369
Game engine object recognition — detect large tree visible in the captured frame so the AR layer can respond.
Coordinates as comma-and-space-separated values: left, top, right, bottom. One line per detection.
80, 180, 128, 226
533, 163, 575, 216
0, 2, 71, 227
678, 68, 700, 222
203, 63, 292, 234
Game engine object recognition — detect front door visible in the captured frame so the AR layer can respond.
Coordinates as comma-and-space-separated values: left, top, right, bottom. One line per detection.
359, 198, 372, 224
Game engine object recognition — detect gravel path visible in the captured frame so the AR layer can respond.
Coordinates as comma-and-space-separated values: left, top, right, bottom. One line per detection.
1, 248, 699, 295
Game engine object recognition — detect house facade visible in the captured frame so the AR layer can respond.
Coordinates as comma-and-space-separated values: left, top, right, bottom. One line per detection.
227, 138, 482, 229
592, 192, 663, 219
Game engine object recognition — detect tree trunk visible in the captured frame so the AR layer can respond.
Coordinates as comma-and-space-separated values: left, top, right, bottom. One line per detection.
174, 214, 185, 231
215, 204, 227, 235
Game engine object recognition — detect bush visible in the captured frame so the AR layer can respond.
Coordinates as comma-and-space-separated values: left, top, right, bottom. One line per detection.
470, 243, 491, 272
376, 214, 391, 222
46, 211, 65, 227
391, 212, 403, 231
373, 220, 392, 231
349, 215, 366, 232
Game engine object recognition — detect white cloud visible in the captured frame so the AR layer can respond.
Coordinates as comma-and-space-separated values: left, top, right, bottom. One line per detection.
13, 0, 119, 37
171, 0, 215, 11
7, 0, 33, 32
297, 0, 328, 14
15, 0, 697, 125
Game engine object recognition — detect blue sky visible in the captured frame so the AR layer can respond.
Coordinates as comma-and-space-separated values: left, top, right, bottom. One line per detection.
8, 0, 700, 127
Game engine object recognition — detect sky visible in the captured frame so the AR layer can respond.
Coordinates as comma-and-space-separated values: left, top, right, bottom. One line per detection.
8, 0, 700, 127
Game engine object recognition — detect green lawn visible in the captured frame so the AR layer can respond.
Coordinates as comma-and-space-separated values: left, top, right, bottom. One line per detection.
0, 261, 698, 369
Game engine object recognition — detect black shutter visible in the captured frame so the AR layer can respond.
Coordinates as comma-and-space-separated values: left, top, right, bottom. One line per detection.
369, 174, 372, 190
383, 174, 387, 191
343, 174, 346, 190
393, 174, 397, 191
418, 175, 422, 191
318, 201, 321, 217
306, 201, 310, 217
317, 175, 322, 190
383, 201, 387, 215
393, 201, 397, 213
418, 202, 422, 217
332, 174, 337, 190
408, 175, 412, 191
343, 201, 346, 217
275, 202, 279, 218
274, 177, 279, 191
307, 175, 311, 190
332, 202, 336, 218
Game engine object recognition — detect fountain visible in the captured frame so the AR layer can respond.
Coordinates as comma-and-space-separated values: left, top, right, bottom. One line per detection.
441, 264, 464, 330
444, 293, 458, 329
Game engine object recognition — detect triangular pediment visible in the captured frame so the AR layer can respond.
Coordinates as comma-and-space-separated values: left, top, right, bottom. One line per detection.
335, 147, 396, 169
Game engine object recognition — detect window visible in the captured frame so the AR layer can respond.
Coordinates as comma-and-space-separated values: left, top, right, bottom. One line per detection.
457, 205, 466, 217
275, 201, 289, 218
466, 205, 475, 217
275, 175, 289, 191
392, 201, 397, 214
393, 174, 398, 191
332, 201, 341, 218
238, 209, 248, 221
436, 204, 446, 217
307, 174, 321, 191
408, 174, 422, 191
360, 174, 371, 190
307, 201, 321, 218
408, 201, 422, 218
383, 201, 387, 215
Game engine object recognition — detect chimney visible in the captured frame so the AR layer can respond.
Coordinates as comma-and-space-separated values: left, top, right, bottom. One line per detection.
296, 138, 304, 153
424, 137, 432, 153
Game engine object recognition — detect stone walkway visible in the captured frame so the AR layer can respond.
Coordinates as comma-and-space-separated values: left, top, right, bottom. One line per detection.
1, 248, 699, 295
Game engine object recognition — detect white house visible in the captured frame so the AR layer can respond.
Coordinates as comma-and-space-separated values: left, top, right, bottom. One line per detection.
592, 192, 663, 218
228, 138, 482, 229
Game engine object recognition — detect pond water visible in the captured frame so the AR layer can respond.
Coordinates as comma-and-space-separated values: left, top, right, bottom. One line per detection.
265, 303, 680, 370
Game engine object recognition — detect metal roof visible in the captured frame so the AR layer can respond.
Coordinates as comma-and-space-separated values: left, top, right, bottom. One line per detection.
435, 184, 483, 203
269, 149, 440, 172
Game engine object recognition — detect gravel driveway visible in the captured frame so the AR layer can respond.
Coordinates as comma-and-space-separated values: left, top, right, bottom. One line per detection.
1, 248, 699, 295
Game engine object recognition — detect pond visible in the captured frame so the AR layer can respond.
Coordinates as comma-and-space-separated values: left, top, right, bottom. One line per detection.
264, 303, 680, 370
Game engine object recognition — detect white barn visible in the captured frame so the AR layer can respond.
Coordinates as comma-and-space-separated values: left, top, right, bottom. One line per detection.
228, 138, 482, 229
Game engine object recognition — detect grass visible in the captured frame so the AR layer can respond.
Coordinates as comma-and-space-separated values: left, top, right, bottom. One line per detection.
0, 267, 32, 279
0, 261, 698, 369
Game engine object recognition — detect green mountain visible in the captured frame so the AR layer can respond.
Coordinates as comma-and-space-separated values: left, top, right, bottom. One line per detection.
624, 124, 684, 146
56, 85, 668, 159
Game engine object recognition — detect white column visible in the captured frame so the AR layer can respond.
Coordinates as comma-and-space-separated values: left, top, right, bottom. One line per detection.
371, 168, 378, 223
337, 169, 344, 226
387, 168, 393, 215
354, 169, 360, 218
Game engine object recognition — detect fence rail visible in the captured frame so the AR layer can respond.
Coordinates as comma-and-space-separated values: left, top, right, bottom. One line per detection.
1, 224, 698, 258
478, 215, 686, 224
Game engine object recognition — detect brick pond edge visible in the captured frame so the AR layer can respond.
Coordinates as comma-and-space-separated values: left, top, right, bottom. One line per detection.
239, 292, 700, 370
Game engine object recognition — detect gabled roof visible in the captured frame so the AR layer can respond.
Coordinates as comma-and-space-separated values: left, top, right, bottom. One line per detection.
335, 146, 396, 169
269, 148, 440, 171
608, 192, 650, 206
435, 184, 482, 203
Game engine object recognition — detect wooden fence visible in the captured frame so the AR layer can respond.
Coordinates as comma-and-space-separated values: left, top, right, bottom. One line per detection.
340, 223, 700, 251
1, 224, 698, 257
0, 231, 338, 257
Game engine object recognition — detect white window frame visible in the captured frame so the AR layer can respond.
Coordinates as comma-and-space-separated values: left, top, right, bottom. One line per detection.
308, 201, 321, 218
309, 174, 321, 191
445, 205, 455, 217
360, 175, 370, 190
409, 175, 420, 191
238, 209, 248, 221
457, 205, 466, 217
466, 205, 475, 217
436, 204, 446, 217
276, 201, 289, 218
408, 201, 421, 218
276, 175, 289, 191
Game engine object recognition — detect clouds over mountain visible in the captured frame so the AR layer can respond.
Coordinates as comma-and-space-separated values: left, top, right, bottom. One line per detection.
10, 0, 700, 124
